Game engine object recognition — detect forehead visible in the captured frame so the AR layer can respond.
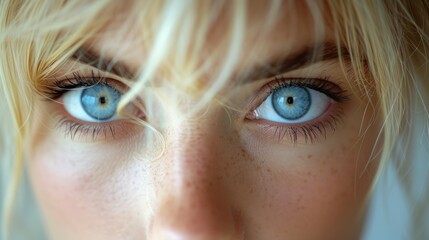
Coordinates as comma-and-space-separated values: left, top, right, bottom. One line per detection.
84, 1, 331, 80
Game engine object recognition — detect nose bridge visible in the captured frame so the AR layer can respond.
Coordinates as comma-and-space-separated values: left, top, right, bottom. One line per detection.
168, 120, 219, 188
148, 117, 240, 239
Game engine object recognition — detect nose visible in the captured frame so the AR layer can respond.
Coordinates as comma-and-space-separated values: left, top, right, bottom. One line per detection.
148, 121, 241, 240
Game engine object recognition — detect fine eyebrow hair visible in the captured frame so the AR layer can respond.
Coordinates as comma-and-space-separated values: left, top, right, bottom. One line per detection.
72, 41, 349, 83
235, 41, 350, 83
72, 48, 135, 80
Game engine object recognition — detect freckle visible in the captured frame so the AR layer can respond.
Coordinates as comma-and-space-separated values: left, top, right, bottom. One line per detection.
307, 154, 312, 159
306, 171, 311, 176
241, 149, 246, 156
330, 168, 338, 175
186, 181, 191, 187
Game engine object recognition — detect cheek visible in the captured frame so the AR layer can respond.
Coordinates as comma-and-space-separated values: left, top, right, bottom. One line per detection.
26, 131, 147, 238
237, 112, 380, 238
239, 159, 374, 239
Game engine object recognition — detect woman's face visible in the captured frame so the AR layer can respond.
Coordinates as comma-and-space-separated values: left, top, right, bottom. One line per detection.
26, 2, 381, 240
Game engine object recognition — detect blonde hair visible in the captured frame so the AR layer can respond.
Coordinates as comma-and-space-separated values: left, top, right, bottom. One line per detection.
1, 0, 428, 239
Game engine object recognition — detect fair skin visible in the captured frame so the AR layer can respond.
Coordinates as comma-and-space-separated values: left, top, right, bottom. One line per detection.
26, 2, 381, 240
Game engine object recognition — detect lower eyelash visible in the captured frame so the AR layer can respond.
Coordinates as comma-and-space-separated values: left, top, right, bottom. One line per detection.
257, 109, 344, 144
56, 117, 133, 141
57, 118, 115, 140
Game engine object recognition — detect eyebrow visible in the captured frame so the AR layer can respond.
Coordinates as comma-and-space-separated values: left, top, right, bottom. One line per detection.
72, 41, 349, 83
235, 41, 350, 84
72, 48, 135, 79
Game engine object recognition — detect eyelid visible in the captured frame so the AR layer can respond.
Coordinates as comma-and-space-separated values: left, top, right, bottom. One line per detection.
42, 71, 129, 100
59, 74, 145, 117
49, 73, 145, 142
245, 77, 350, 115
243, 77, 350, 143
266, 77, 349, 101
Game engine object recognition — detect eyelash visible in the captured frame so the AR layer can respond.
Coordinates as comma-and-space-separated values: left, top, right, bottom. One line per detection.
55, 118, 127, 141
265, 76, 349, 102
43, 72, 135, 140
246, 77, 350, 144
44, 73, 350, 143
43, 71, 121, 100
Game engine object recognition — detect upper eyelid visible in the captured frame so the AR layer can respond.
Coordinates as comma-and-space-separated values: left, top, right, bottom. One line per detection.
72, 47, 135, 80
41, 71, 129, 100
52, 72, 146, 116
266, 77, 351, 102
244, 77, 350, 116
52, 59, 133, 84
67, 71, 124, 86
261, 77, 348, 100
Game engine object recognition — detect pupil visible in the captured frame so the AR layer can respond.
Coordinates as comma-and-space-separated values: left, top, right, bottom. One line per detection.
99, 96, 106, 104
286, 96, 294, 104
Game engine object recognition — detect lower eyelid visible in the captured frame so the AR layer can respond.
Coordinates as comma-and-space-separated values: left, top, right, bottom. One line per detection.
55, 117, 142, 142
244, 104, 345, 144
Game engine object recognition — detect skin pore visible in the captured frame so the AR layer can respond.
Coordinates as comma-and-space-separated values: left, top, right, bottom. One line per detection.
26, 2, 382, 240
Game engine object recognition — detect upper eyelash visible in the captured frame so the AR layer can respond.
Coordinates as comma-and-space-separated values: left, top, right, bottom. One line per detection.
42, 71, 118, 100
266, 76, 351, 103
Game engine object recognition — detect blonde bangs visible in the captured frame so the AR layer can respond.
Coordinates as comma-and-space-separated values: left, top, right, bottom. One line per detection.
1, 0, 428, 238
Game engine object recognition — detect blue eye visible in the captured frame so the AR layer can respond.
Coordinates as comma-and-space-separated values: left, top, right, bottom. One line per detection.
272, 86, 311, 120
81, 85, 121, 120
62, 84, 121, 122
255, 85, 331, 123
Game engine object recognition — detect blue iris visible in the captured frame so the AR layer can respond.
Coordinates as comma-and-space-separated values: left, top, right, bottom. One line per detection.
272, 86, 311, 120
81, 85, 121, 121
